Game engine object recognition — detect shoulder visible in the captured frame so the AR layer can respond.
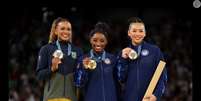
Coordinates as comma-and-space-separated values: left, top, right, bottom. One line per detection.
105, 52, 117, 62
144, 42, 161, 52
39, 43, 54, 51
37, 43, 55, 58
143, 42, 164, 60
105, 52, 115, 58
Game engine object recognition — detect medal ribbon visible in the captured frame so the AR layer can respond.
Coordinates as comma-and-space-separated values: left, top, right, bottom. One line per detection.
56, 40, 71, 56
90, 49, 106, 62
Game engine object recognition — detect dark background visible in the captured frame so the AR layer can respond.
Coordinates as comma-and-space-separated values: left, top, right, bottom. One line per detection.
8, 7, 193, 101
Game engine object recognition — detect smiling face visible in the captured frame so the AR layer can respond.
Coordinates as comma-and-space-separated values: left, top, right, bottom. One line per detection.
128, 22, 146, 46
55, 21, 72, 42
90, 32, 108, 53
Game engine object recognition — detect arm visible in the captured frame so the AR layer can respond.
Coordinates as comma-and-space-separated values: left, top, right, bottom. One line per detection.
153, 67, 167, 100
153, 49, 168, 100
116, 51, 129, 83
36, 46, 52, 81
74, 56, 88, 87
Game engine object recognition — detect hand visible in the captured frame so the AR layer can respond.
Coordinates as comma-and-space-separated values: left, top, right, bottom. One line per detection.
82, 57, 91, 69
51, 57, 62, 72
142, 94, 157, 101
121, 47, 133, 59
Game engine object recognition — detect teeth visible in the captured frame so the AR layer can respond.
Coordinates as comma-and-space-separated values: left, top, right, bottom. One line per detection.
63, 35, 68, 37
135, 37, 141, 40
95, 46, 101, 49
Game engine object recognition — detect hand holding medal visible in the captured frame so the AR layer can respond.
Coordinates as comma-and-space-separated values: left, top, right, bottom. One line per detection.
122, 47, 138, 60
83, 57, 97, 70
51, 50, 63, 72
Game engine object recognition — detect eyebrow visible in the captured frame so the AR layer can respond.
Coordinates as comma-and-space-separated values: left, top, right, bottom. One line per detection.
132, 28, 144, 30
131, 28, 145, 31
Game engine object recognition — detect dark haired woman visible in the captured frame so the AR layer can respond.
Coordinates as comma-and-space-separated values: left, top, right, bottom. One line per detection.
74, 22, 118, 101
116, 17, 168, 101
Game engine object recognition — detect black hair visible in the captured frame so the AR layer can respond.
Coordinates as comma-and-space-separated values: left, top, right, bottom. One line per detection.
127, 17, 145, 30
128, 17, 144, 24
89, 22, 110, 41
126, 17, 147, 43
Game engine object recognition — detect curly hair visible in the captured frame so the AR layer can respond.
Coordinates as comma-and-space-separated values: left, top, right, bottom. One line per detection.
89, 22, 110, 41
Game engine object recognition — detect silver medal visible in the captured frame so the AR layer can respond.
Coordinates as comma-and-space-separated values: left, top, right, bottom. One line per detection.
53, 50, 64, 59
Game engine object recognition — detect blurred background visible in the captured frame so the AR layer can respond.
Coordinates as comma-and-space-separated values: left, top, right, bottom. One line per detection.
8, 7, 192, 101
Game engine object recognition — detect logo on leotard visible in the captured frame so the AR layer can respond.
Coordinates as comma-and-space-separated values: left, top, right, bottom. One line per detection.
141, 49, 149, 56
71, 52, 77, 59
104, 58, 111, 64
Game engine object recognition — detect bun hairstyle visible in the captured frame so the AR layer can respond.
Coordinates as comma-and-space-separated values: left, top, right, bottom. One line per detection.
89, 22, 110, 40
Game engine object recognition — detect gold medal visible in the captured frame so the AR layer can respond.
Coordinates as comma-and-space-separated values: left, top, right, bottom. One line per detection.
87, 59, 97, 69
